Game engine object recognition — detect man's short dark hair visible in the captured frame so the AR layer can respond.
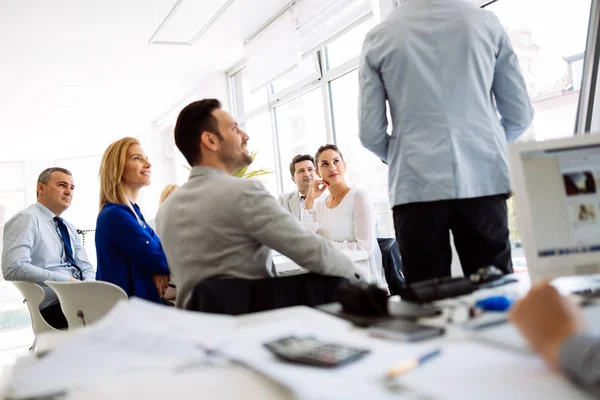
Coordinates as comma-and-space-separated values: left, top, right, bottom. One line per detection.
174, 99, 222, 166
37, 167, 72, 197
289, 154, 315, 177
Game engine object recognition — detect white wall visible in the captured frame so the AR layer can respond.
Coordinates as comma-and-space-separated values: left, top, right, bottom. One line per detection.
0, 71, 230, 268
139, 71, 230, 221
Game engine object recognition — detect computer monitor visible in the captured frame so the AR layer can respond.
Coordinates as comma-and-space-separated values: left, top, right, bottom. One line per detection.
508, 134, 600, 283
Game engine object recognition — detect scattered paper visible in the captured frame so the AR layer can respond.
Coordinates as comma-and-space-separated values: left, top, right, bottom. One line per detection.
400, 340, 588, 400
221, 308, 436, 400
3, 298, 235, 399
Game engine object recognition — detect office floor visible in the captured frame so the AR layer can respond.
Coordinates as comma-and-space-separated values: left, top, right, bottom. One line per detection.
0, 282, 33, 378
0, 329, 32, 378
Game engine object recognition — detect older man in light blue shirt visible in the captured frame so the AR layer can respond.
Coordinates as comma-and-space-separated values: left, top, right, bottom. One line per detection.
359, 0, 533, 282
2, 167, 95, 329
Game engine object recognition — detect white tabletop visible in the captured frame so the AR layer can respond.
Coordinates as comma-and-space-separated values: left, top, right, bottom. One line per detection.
273, 250, 369, 276
2, 275, 598, 400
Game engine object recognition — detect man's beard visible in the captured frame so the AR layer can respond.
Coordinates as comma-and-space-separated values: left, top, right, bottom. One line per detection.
241, 151, 253, 166
219, 143, 253, 171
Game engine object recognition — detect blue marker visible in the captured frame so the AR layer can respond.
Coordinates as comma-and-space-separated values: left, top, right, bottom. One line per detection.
474, 296, 514, 312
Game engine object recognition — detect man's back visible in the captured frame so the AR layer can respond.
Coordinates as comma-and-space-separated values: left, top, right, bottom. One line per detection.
359, 0, 533, 205
157, 166, 362, 308
372, 0, 500, 118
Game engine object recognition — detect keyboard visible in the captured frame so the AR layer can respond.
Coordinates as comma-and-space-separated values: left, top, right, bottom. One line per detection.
572, 287, 600, 299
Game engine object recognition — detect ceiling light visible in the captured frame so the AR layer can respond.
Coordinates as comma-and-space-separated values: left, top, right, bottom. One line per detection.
149, 0, 236, 45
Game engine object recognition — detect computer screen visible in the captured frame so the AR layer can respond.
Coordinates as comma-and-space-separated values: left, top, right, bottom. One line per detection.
520, 144, 600, 258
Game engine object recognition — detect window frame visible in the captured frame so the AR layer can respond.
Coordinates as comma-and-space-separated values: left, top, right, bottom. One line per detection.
229, 0, 600, 198
575, 0, 600, 133
227, 47, 365, 193
272, 83, 330, 193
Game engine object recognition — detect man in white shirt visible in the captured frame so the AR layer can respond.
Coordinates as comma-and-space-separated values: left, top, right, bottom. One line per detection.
278, 154, 318, 220
2, 167, 95, 329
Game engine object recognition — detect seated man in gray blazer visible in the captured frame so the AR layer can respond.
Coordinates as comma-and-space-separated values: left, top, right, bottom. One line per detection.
278, 154, 318, 221
156, 99, 364, 309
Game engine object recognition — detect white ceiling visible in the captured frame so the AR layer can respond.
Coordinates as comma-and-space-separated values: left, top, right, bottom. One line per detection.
0, 0, 290, 162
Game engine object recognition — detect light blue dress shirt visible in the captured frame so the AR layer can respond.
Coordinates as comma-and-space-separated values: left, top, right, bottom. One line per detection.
2, 202, 95, 308
358, 0, 534, 206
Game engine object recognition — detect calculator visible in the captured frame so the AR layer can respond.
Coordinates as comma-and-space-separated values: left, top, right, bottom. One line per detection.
263, 336, 370, 368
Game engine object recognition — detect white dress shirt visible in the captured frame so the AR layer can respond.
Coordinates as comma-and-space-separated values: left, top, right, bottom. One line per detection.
298, 193, 306, 217
302, 189, 387, 289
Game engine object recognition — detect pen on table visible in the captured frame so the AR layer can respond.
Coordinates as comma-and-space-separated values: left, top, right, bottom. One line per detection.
385, 349, 442, 378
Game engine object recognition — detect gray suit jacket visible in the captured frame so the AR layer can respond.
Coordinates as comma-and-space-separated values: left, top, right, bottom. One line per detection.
359, 0, 532, 205
156, 166, 363, 308
278, 191, 300, 221
560, 334, 600, 397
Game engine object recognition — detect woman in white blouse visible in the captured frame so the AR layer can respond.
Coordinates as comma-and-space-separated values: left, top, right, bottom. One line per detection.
302, 144, 387, 290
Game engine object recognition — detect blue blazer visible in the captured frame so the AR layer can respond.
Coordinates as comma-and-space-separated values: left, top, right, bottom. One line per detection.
95, 203, 170, 303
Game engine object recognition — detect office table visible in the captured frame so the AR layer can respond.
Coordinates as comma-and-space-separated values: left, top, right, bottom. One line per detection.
2, 276, 597, 400
273, 250, 370, 277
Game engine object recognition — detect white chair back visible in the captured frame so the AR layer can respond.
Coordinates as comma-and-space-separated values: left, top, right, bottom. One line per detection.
45, 281, 128, 329
11, 281, 61, 335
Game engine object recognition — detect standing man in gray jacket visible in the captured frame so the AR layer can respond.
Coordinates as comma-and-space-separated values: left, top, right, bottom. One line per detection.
156, 99, 363, 309
358, 0, 534, 283
278, 154, 318, 220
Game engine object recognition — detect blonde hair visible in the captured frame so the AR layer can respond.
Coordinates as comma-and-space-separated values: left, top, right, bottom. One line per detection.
99, 137, 140, 212
159, 184, 179, 205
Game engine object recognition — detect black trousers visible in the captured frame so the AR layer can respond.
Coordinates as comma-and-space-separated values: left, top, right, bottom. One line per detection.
40, 302, 68, 330
393, 195, 512, 284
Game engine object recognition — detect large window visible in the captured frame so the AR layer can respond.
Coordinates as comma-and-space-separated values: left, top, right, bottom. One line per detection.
325, 18, 375, 70
271, 57, 321, 95
487, 0, 592, 142
275, 88, 328, 193
486, 0, 593, 261
231, 67, 269, 122
330, 70, 394, 237
229, 0, 599, 273
245, 112, 279, 196
229, 15, 387, 231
